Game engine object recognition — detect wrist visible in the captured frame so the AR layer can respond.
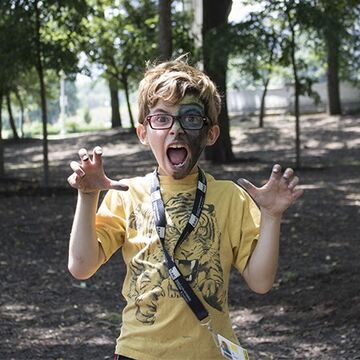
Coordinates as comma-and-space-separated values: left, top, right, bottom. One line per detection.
78, 190, 100, 201
260, 208, 283, 222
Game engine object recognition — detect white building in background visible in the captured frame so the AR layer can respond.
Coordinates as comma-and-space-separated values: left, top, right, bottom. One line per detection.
227, 82, 360, 116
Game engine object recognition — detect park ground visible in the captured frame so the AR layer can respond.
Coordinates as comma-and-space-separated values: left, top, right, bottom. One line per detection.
0, 113, 359, 359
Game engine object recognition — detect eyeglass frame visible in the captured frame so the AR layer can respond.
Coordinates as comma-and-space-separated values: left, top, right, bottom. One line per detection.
145, 113, 210, 130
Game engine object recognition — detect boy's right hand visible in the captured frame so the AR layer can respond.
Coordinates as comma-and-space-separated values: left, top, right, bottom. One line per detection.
67, 146, 129, 193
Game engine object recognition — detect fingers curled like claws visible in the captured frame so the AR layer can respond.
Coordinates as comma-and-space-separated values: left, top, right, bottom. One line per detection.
70, 161, 85, 178
67, 172, 79, 188
288, 176, 299, 190
93, 146, 103, 155
78, 148, 89, 162
281, 168, 294, 183
272, 164, 281, 173
92, 146, 103, 165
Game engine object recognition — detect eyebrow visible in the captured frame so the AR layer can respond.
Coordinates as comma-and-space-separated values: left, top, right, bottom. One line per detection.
179, 103, 205, 115
150, 107, 171, 114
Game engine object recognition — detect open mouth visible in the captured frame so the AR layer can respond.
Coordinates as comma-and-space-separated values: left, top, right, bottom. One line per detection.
176, 259, 199, 282
167, 144, 188, 167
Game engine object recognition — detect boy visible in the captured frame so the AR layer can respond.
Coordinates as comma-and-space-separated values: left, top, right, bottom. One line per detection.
67, 58, 303, 359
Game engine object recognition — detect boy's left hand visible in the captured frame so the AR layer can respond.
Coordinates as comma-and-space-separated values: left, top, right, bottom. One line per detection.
237, 164, 303, 218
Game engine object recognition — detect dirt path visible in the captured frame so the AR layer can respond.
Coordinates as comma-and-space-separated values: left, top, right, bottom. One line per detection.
1, 114, 359, 359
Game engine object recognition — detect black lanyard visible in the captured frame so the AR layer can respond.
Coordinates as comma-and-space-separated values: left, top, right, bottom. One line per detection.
150, 167, 209, 321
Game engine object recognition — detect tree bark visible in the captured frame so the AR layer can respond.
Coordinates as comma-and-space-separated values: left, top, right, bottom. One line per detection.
288, 15, 301, 169
203, 0, 234, 163
158, 0, 172, 60
122, 75, 135, 129
14, 87, 25, 138
0, 90, 4, 176
259, 39, 275, 128
34, 0, 49, 187
6, 93, 20, 140
109, 78, 122, 128
259, 78, 270, 128
325, 29, 342, 115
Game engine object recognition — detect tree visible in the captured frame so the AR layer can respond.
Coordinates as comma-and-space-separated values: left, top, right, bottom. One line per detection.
109, 77, 122, 128
0, 1, 33, 175
158, 0, 172, 60
301, 0, 360, 115
0, 91, 4, 176
285, 4, 302, 169
229, 17, 279, 127
5, 93, 20, 140
243, 0, 325, 169
84, 0, 158, 129
203, 0, 235, 163
33, 0, 50, 185
10, 0, 88, 185
13, 87, 26, 138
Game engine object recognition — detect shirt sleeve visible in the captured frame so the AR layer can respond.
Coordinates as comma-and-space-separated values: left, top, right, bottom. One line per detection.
96, 189, 126, 262
232, 186, 261, 273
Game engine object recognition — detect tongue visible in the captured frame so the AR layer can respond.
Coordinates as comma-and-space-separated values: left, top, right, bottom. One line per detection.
167, 148, 187, 165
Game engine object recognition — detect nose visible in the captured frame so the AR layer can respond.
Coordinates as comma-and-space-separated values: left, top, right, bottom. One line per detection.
169, 118, 185, 134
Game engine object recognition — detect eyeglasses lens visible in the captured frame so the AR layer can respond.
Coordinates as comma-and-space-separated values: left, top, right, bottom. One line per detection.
149, 115, 205, 130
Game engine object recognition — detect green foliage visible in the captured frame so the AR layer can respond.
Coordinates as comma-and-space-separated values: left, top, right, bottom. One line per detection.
231, 0, 359, 91
0, 0, 90, 147
83, 0, 158, 85
171, 8, 199, 61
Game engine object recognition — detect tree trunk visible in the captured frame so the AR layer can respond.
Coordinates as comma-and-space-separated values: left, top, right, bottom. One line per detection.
14, 87, 25, 138
6, 93, 20, 140
0, 91, 4, 176
123, 75, 135, 129
325, 29, 342, 115
34, 0, 49, 187
109, 78, 122, 128
259, 78, 270, 128
259, 39, 275, 128
158, 0, 172, 60
289, 16, 301, 169
203, 0, 234, 163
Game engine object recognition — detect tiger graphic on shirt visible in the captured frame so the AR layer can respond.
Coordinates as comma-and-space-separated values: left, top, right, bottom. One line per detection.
127, 192, 225, 325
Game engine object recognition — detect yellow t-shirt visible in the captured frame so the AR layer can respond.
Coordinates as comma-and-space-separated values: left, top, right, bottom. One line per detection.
96, 171, 260, 360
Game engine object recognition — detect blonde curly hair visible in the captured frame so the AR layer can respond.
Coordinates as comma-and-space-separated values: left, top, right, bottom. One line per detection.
137, 56, 221, 126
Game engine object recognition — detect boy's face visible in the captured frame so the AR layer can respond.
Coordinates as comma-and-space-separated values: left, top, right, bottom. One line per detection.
137, 95, 220, 179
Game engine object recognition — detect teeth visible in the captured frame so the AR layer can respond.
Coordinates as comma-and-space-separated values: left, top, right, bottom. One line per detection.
169, 144, 184, 149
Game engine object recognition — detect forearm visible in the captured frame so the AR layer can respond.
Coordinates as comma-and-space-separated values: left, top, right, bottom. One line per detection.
243, 212, 282, 294
68, 191, 104, 279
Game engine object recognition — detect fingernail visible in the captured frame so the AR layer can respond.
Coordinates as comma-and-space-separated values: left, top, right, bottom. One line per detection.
82, 155, 89, 161
273, 165, 280, 173
95, 148, 102, 155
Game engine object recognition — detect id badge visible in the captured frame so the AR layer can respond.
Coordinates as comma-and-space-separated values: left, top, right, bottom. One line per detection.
217, 334, 249, 360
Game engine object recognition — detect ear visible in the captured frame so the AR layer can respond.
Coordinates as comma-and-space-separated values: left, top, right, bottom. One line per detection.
206, 125, 220, 146
136, 123, 148, 145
